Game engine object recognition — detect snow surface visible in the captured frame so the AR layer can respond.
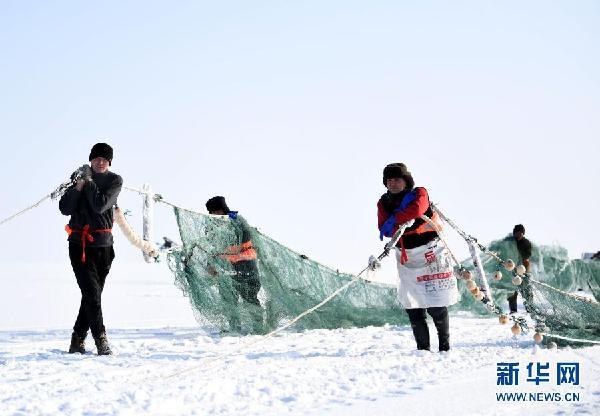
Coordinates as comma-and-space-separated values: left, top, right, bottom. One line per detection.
1, 262, 599, 415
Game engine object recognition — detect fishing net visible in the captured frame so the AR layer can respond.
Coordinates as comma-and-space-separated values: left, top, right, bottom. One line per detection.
166, 207, 600, 342
463, 237, 600, 344
167, 208, 407, 334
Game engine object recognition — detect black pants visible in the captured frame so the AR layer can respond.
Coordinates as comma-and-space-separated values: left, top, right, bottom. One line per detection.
232, 275, 261, 306
406, 307, 450, 351
69, 243, 115, 339
232, 260, 261, 306
507, 291, 518, 313
220, 261, 263, 332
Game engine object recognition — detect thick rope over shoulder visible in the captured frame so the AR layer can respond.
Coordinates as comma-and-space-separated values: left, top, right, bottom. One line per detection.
114, 206, 159, 258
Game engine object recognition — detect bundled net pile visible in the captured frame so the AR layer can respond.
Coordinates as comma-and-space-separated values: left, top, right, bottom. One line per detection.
467, 237, 600, 344
167, 208, 406, 333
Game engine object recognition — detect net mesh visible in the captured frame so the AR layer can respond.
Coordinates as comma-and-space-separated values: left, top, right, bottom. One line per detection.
469, 237, 600, 344
167, 208, 600, 343
167, 208, 407, 334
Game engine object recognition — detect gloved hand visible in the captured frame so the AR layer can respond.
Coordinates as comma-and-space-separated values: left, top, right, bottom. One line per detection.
379, 215, 397, 240
368, 255, 381, 271
228, 211, 238, 219
70, 164, 92, 181
206, 265, 218, 277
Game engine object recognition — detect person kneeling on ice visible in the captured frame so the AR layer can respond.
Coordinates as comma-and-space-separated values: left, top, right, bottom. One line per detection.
206, 196, 267, 333
377, 163, 458, 352
59, 143, 122, 355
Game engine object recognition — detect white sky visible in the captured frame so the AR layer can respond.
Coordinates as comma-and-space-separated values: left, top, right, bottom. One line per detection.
1, 1, 599, 277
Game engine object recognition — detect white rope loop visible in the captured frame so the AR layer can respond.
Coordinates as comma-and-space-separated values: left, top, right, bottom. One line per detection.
114, 207, 159, 258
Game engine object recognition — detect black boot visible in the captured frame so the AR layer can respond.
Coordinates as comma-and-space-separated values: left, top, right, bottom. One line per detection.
68, 331, 86, 354
94, 332, 112, 356
507, 291, 518, 314
411, 321, 431, 350
406, 309, 430, 350
429, 307, 450, 352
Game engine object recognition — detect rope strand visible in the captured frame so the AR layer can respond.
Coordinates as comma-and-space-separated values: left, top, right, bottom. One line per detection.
160, 221, 413, 380
0, 195, 50, 227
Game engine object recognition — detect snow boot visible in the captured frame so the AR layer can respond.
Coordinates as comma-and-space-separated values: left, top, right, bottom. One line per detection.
411, 320, 431, 350
429, 307, 450, 352
264, 300, 278, 332
94, 332, 112, 356
68, 331, 86, 354
407, 309, 430, 350
507, 291, 518, 314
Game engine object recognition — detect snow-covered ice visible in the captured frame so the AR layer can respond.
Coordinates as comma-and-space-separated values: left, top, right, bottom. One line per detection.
1, 262, 599, 415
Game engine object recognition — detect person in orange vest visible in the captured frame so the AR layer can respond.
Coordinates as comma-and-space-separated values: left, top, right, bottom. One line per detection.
206, 196, 264, 333
377, 163, 458, 352
59, 143, 122, 355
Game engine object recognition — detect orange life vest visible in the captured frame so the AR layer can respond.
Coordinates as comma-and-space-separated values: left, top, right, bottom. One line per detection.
398, 212, 442, 265
221, 240, 258, 263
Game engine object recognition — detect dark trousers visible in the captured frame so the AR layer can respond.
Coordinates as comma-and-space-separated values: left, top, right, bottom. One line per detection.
220, 261, 263, 332
232, 274, 261, 306
507, 291, 518, 313
406, 307, 450, 351
69, 243, 114, 339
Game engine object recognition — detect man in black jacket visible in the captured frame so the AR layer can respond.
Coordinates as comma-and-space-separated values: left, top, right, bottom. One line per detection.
59, 143, 122, 355
508, 224, 532, 314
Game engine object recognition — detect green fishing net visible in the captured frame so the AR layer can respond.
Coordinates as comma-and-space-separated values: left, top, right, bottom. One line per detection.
167, 208, 600, 343
462, 237, 600, 344
167, 208, 407, 334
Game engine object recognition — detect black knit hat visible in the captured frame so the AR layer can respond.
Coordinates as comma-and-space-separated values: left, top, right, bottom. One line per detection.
383, 163, 414, 189
89, 143, 113, 165
513, 224, 525, 234
206, 196, 230, 214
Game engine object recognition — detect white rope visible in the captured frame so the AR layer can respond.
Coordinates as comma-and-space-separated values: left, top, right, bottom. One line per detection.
529, 278, 599, 304
121, 185, 363, 276
0, 195, 50, 227
159, 222, 414, 381
420, 215, 462, 269
431, 203, 504, 263
429, 204, 600, 344
162, 265, 370, 380
5, 182, 599, 351
122, 185, 204, 215
429, 206, 599, 305
540, 332, 600, 345
113, 207, 159, 258
1, 177, 73, 227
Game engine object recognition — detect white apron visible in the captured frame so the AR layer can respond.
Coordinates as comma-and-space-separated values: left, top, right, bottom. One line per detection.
395, 238, 459, 309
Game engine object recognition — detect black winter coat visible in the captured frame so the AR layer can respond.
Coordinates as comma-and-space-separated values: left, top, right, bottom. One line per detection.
59, 171, 123, 247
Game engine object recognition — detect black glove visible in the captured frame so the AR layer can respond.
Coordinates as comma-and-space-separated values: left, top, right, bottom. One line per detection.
70, 164, 92, 181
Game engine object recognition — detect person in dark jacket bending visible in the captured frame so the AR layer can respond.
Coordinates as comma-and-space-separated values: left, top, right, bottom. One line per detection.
507, 224, 532, 314
59, 143, 122, 355
206, 196, 265, 333
377, 163, 458, 352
